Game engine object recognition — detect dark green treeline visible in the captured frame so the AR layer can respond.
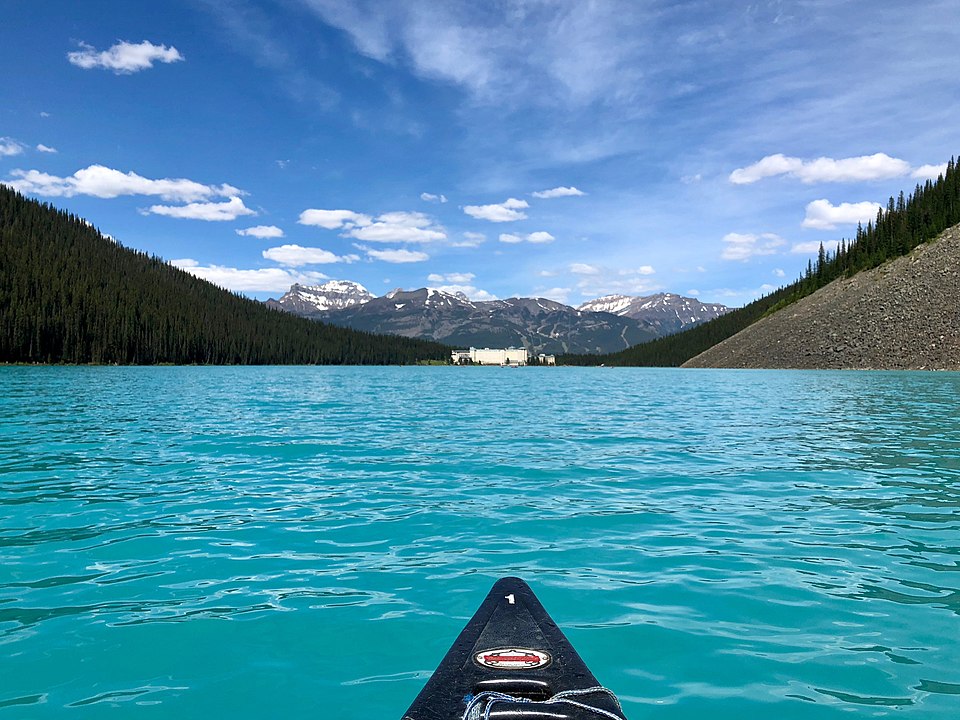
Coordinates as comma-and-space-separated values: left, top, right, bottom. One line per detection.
562, 156, 960, 367
0, 186, 450, 364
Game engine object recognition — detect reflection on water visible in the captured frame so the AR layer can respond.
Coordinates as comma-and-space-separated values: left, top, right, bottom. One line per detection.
1, 367, 959, 719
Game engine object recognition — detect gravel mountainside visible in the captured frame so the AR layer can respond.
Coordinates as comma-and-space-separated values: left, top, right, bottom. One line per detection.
683, 223, 960, 370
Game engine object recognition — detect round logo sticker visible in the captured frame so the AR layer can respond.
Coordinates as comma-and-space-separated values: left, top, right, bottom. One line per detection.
475, 648, 551, 670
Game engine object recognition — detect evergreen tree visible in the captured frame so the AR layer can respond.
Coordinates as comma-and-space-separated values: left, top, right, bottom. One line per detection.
0, 186, 451, 365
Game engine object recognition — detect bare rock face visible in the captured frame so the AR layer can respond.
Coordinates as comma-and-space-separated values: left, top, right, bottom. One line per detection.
578, 293, 730, 335
266, 281, 375, 314
683, 224, 960, 370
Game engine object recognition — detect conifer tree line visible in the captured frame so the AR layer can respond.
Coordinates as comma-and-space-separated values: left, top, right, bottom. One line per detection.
0, 186, 450, 365
562, 156, 960, 366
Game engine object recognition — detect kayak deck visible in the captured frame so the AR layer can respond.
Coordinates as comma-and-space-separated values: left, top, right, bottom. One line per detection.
401, 576, 627, 720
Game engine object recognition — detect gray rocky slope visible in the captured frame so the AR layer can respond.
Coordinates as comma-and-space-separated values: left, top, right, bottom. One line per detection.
683, 223, 960, 370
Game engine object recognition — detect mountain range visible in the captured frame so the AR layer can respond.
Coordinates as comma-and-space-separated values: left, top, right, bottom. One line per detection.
266, 282, 730, 354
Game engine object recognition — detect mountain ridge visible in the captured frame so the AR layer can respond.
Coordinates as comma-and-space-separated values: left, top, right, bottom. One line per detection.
267, 283, 730, 354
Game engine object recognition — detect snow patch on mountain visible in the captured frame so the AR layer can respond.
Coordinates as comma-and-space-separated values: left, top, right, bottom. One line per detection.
271, 280, 374, 314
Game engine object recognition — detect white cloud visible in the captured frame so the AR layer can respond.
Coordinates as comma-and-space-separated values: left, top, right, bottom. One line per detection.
67, 40, 184, 74
531, 186, 585, 199
237, 225, 283, 239
420, 192, 448, 203
171, 258, 328, 293
618, 265, 655, 276
802, 199, 881, 230
262, 244, 358, 266
539, 287, 572, 304
912, 163, 948, 181
236, 225, 284, 239
450, 231, 485, 247
570, 263, 600, 275
347, 211, 446, 243
499, 231, 555, 244
432, 283, 496, 301
0, 138, 26, 156
146, 196, 256, 221
527, 231, 556, 244
428, 272, 475, 283
721, 232, 787, 261
730, 153, 911, 184
36, 144, 57, 153
463, 197, 529, 222
5, 164, 241, 202
773, 268, 786, 277
790, 241, 827, 254
298, 208, 372, 229
365, 248, 430, 263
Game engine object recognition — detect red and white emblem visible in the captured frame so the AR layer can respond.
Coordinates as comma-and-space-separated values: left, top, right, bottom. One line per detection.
475, 648, 551, 669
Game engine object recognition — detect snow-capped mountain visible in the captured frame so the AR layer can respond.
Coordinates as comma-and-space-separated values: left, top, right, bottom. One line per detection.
578, 293, 730, 335
266, 283, 729, 354
266, 280, 375, 314
319, 288, 660, 354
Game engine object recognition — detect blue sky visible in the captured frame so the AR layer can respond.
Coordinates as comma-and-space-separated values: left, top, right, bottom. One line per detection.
2, 1, 957, 307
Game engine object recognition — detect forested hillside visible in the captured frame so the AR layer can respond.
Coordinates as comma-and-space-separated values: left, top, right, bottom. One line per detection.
0, 187, 449, 364
562, 156, 960, 366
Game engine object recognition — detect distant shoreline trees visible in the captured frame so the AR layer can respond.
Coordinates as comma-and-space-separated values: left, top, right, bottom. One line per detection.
0, 186, 450, 365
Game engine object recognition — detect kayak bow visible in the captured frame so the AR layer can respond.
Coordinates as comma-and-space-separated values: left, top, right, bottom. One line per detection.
401, 576, 627, 720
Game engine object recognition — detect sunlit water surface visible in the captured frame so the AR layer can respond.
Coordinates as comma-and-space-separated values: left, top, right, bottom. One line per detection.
1, 366, 959, 719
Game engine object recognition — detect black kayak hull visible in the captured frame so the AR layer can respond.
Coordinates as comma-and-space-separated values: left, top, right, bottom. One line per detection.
401, 576, 627, 720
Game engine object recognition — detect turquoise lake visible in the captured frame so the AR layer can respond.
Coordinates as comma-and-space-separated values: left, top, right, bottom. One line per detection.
2, 366, 959, 719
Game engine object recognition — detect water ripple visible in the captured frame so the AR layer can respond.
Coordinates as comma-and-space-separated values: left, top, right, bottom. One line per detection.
1, 367, 959, 718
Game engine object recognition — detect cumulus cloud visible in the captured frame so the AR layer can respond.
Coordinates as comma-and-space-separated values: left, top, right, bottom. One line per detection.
527, 231, 555, 244
428, 272, 475, 284
570, 263, 600, 275
531, 186, 585, 199
730, 153, 912, 184
450, 231, 485, 247
262, 244, 359, 266
67, 40, 184, 74
36, 144, 58, 153
499, 231, 555, 244
348, 211, 446, 243
912, 163, 948, 181
145, 196, 256, 221
801, 199, 881, 230
298, 208, 372, 229
236, 225, 284, 239
463, 197, 528, 222
434, 284, 497, 301
621, 265, 655, 276
790, 241, 827, 254
5, 164, 241, 202
364, 248, 430, 263
420, 192, 448, 203
171, 259, 327, 293
721, 232, 787, 261
539, 287, 572, 304
0, 138, 26, 156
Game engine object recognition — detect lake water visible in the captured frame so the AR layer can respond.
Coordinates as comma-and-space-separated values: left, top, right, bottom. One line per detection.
1, 366, 959, 719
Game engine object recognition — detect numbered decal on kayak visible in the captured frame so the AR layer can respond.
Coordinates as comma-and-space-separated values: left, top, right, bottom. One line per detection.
474, 648, 551, 670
